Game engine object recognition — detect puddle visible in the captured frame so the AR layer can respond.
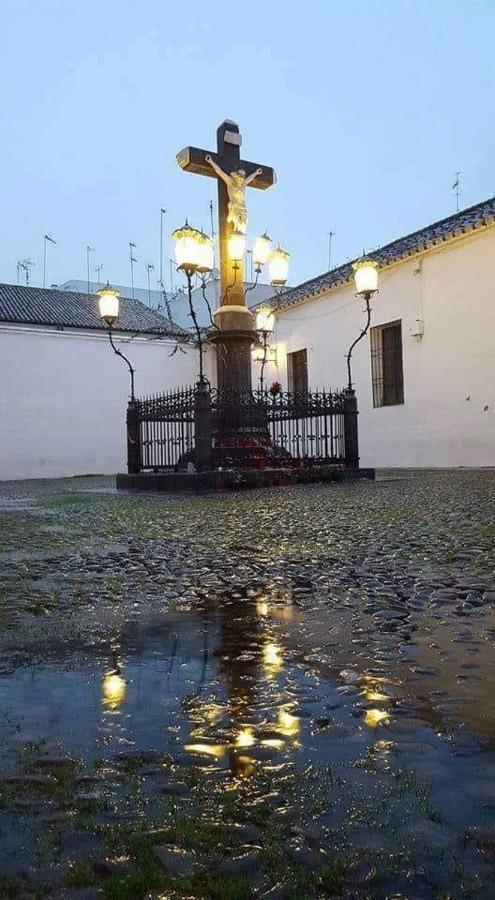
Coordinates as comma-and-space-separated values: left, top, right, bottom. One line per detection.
1, 595, 494, 834
1, 472, 494, 895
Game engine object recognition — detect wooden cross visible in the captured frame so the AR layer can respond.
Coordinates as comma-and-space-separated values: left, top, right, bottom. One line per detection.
177, 120, 276, 311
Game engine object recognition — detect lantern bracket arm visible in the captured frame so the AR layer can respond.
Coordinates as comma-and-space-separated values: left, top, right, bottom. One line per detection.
345, 292, 374, 392
108, 326, 136, 401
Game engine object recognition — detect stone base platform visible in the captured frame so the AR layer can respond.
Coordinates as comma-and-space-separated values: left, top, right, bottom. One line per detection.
116, 466, 375, 494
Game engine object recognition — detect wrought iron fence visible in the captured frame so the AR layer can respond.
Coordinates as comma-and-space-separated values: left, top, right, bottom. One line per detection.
130, 387, 196, 471
126, 384, 358, 473
211, 388, 345, 466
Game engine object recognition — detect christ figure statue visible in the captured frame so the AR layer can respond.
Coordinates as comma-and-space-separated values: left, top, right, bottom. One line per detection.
205, 154, 262, 234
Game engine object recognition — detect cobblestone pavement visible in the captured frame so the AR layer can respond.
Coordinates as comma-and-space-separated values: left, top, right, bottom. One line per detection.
0, 470, 494, 899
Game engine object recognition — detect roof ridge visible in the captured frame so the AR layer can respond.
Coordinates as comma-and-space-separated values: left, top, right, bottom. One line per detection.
275, 194, 495, 310
0, 282, 190, 338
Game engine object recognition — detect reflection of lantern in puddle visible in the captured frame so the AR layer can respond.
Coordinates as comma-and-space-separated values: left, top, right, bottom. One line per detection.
256, 600, 269, 618
184, 743, 226, 759
271, 605, 295, 623
261, 738, 285, 750
235, 727, 255, 748
364, 709, 389, 728
231, 727, 257, 776
361, 675, 391, 705
102, 672, 126, 709
365, 690, 390, 702
277, 706, 300, 738
263, 641, 284, 678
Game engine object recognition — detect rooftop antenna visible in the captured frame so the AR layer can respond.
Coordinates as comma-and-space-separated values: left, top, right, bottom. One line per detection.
43, 234, 57, 288
145, 262, 155, 307
452, 171, 461, 213
86, 245, 94, 295
159, 207, 166, 292
129, 241, 137, 299
94, 263, 103, 286
328, 229, 335, 270
17, 258, 34, 286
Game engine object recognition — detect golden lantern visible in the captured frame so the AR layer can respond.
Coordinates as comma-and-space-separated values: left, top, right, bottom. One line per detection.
172, 221, 204, 272
196, 232, 215, 274
228, 229, 246, 263
97, 283, 120, 327
256, 305, 275, 335
269, 246, 290, 286
253, 232, 272, 268
102, 671, 126, 709
352, 258, 379, 296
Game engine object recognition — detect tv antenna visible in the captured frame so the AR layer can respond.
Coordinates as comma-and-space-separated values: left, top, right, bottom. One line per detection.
129, 241, 137, 299
328, 229, 335, 270
452, 171, 461, 213
17, 258, 35, 286
145, 263, 155, 307
43, 234, 57, 288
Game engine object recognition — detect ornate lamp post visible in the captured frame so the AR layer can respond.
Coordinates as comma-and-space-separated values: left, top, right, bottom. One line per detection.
172, 222, 214, 382
346, 259, 379, 391
97, 283, 136, 401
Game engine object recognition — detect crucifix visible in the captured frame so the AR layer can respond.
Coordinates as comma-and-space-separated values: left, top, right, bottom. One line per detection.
177, 120, 276, 392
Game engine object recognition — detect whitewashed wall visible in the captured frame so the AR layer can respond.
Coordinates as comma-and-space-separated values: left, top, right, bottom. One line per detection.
259, 227, 495, 468
0, 327, 206, 480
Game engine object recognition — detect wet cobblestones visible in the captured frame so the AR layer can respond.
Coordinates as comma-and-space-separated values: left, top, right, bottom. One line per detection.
0, 470, 493, 898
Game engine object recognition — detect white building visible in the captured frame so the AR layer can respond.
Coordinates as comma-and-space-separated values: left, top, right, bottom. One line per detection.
260, 197, 495, 468
1, 198, 494, 480
0, 284, 202, 480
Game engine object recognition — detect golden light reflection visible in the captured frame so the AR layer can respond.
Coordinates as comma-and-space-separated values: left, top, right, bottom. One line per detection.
360, 675, 391, 704
263, 641, 284, 678
261, 738, 285, 750
235, 727, 255, 748
184, 743, 226, 759
256, 600, 269, 618
271, 605, 295, 622
102, 672, 126, 709
277, 707, 300, 737
365, 690, 390, 702
364, 709, 389, 728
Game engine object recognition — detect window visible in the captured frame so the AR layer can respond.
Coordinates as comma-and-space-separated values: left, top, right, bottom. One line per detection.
370, 321, 404, 407
287, 349, 308, 393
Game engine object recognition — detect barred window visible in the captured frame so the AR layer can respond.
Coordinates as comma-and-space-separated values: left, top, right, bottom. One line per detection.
370, 321, 404, 407
287, 349, 308, 393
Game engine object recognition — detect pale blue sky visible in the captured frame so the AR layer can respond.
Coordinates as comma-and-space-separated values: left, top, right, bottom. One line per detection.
0, 0, 493, 291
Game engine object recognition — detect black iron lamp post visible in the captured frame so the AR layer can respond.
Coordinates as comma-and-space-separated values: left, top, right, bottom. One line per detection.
172, 222, 214, 382
253, 305, 275, 391
346, 259, 379, 391
97, 283, 136, 401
